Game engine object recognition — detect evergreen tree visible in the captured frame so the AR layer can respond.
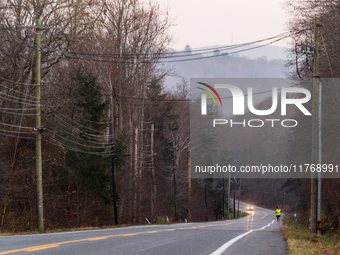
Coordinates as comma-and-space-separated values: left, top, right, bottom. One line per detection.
65, 68, 111, 204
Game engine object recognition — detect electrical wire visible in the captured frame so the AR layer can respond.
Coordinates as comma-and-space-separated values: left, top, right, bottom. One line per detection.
42, 137, 114, 155
47, 31, 296, 59
320, 33, 340, 105
0, 107, 37, 111
0, 110, 38, 116
41, 114, 115, 146
42, 106, 111, 136
0, 94, 40, 106
42, 99, 113, 125
0, 130, 35, 139
0, 77, 37, 86
0, 122, 33, 129
37, 29, 306, 66
62, 34, 292, 64
0, 83, 39, 99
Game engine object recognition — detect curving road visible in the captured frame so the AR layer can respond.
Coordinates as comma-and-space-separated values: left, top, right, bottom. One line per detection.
0, 203, 286, 255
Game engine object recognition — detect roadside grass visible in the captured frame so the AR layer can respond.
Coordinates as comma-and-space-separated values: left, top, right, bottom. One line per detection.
0, 211, 248, 236
223, 208, 248, 220
229, 211, 248, 219
282, 215, 340, 255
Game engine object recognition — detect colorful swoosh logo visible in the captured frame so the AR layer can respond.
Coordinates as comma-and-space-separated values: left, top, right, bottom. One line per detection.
196, 82, 222, 106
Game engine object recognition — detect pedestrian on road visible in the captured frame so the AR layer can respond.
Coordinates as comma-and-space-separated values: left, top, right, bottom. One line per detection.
276, 206, 282, 222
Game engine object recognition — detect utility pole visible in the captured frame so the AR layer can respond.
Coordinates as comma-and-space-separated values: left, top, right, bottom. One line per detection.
17, 20, 60, 230
317, 82, 322, 235
222, 176, 225, 219
233, 192, 236, 219
311, 16, 320, 234
34, 19, 43, 230
150, 122, 155, 223
173, 147, 178, 222
228, 172, 231, 218
110, 75, 118, 225
188, 145, 192, 222
133, 127, 138, 222
204, 180, 208, 221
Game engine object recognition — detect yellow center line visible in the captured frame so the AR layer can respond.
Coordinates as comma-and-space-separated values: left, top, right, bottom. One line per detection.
121, 233, 138, 236
159, 228, 175, 232
0, 222, 238, 254
224, 223, 233, 226
87, 236, 109, 241
25, 244, 59, 251
261, 212, 268, 219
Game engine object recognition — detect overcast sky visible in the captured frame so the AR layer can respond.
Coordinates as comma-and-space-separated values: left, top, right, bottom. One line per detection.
157, 0, 290, 50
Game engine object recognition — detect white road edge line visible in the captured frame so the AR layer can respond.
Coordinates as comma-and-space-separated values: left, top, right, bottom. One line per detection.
209, 220, 275, 255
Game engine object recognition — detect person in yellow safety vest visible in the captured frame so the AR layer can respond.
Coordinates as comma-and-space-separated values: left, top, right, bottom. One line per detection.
276, 206, 282, 222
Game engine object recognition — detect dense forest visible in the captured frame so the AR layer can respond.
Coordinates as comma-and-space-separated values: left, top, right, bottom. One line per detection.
1, 0, 340, 237
0, 0, 238, 231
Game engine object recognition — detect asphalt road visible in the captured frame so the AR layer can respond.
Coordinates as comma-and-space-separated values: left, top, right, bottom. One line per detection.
0, 203, 286, 255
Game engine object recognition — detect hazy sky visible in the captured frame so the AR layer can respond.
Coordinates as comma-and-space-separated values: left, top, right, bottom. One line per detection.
157, 0, 290, 50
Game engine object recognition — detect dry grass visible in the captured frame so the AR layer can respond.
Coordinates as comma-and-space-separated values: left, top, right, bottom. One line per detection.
282, 216, 340, 255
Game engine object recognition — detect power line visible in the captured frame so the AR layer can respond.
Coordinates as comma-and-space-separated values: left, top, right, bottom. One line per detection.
0, 77, 37, 86
45, 128, 114, 149
41, 137, 113, 155
44, 30, 297, 60
0, 131, 35, 140
0, 110, 38, 116
42, 99, 113, 125
0, 94, 40, 106
36, 29, 307, 66
0, 122, 33, 129
0, 83, 39, 99
55, 26, 312, 64
320, 33, 340, 105
62, 35, 291, 64
0, 107, 37, 111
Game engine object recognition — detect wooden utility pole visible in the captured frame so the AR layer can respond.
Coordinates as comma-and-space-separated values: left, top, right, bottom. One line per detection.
133, 127, 138, 222
150, 122, 156, 223
222, 176, 225, 219
17, 20, 60, 230
110, 76, 118, 225
311, 16, 320, 234
188, 146, 192, 222
228, 172, 231, 218
204, 180, 208, 221
35, 19, 43, 230
233, 192, 236, 219
173, 147, 178, 222
317, 82, 322, 236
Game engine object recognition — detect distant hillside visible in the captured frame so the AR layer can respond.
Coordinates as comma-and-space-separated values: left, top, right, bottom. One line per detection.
231, 44, 287, 60
165, 50, 289, 87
